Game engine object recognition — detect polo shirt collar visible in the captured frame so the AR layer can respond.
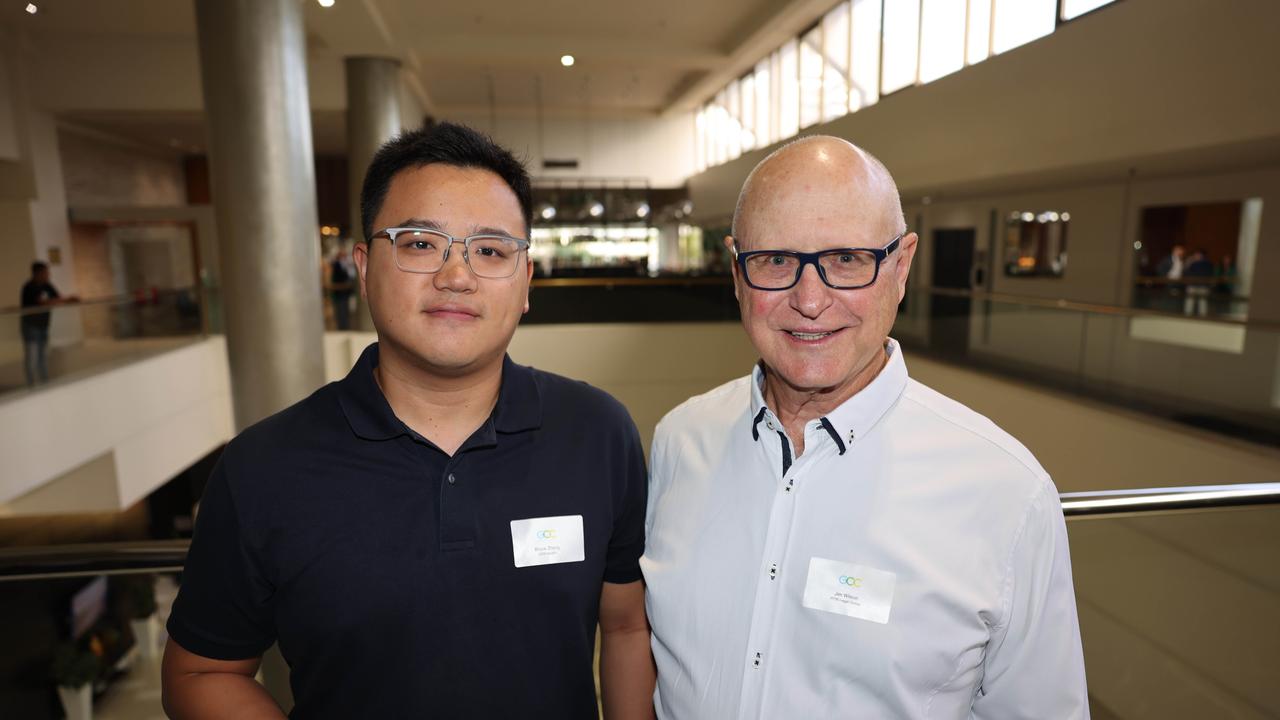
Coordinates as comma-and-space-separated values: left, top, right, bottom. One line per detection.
749, 338, 909, 453
338, 343, 542, 442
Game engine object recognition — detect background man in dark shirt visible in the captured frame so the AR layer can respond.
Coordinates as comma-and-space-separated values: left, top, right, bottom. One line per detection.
19, 261, 77, 386
162, 123, 655, 718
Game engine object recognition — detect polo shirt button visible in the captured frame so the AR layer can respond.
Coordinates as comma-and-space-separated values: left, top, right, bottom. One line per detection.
447, 473, 457, 485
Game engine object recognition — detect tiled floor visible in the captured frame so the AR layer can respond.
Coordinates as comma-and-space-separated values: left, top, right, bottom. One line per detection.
90, 575, 178, 720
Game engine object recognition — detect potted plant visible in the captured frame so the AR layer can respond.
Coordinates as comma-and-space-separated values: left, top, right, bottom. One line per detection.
122, 575, 160, 659
51, 642, 100, 720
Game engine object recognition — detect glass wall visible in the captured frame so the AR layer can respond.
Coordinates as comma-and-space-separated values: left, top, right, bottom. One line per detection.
696, 0, 1119, 168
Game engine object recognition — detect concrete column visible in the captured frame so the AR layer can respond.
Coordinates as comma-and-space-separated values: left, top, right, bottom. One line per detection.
194, 0, 325, 433
345, 56, 402, 330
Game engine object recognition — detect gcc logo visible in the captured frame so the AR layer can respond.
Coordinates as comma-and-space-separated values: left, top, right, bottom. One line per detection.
536, 529, 558, 540
838, 575, 863, 588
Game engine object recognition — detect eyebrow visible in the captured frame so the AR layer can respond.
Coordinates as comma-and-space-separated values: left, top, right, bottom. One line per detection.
390, 218, 521, 239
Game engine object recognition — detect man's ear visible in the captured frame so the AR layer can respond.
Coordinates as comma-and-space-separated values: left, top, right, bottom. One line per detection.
523, 257, 534, 314
353, 241, 371, 300
895, 232, 919, 300
724, 235, 742, 302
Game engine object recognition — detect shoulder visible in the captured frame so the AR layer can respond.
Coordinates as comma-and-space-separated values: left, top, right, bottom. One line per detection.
527, 365, 636, 432
901, 378, 1050, 487
218, 382, 344, 474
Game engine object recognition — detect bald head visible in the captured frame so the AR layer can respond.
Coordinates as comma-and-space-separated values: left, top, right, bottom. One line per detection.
731, 136, 904, 248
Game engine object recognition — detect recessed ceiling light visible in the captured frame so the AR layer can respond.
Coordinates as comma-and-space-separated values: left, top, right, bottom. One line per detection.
26, 3, 38, 14
317, 0, 335, 7
560, 55, 575, 67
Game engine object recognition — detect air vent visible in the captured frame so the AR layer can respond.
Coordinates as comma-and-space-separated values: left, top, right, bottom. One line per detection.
542, 159, 579, 169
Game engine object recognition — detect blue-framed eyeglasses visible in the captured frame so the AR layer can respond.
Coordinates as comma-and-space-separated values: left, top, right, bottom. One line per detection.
372, 227, 531, 279
731, 234, 903, 290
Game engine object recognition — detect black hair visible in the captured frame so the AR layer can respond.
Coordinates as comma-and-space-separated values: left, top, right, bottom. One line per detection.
31, 261, 48, 275
359, 122, 533, 242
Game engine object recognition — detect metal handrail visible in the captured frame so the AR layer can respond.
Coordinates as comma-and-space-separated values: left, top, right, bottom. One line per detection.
0, 286, 197, 318
0, 483, 1275, 582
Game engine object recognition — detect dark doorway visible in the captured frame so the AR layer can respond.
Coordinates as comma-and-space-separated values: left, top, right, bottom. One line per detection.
930, 229, 976, 357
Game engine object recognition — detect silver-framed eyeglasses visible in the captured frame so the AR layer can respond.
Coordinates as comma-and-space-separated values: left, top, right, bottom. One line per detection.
731, 234, 903, 290
372, 227, 531, 279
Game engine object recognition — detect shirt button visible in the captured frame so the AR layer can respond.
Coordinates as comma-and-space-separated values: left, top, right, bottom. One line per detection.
447, 473, 457, 485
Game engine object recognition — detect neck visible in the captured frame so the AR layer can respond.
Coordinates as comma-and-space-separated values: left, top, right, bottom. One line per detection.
374, 342, 504, 456
763, 345, 889, 457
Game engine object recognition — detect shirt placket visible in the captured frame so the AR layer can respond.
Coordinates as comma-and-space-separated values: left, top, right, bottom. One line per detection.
738, 416, 831, 719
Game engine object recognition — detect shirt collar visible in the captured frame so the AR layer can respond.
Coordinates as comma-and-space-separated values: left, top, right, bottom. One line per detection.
338, 343, 542, 442
749, 338, 909, 453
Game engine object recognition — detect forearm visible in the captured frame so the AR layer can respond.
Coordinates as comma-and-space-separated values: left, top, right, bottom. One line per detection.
162, 672, 285, 720
600, 627, 656, 720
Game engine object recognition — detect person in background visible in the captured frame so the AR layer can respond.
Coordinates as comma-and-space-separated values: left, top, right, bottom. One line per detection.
327, 240, 356, 329
1183, 248, 1215, 316
19, 261, 78, 387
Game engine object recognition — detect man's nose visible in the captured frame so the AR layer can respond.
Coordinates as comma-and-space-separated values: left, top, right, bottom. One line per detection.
433, 241, 478, 292
789, 262, 834, 318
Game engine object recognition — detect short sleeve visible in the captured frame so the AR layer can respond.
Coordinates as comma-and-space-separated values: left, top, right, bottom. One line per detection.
971, 480, 1089, 719
167, 457, 277, 660
603, 411, 648, 585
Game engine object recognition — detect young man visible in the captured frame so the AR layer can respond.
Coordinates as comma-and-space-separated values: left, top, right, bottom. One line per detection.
163, 123, 654, 719
19, 261, 77, 386
643, 136, 1088, 718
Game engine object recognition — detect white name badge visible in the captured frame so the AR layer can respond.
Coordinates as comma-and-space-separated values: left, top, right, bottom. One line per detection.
802, 556, 896, 624
510, 515, 585, 568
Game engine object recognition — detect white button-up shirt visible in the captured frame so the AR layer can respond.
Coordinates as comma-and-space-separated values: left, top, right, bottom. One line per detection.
642, 341, 1088, 719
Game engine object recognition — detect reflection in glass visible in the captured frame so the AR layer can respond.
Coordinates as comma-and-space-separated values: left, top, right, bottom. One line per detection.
1004, 210, 1069, 277
1132, 199, 1261, 320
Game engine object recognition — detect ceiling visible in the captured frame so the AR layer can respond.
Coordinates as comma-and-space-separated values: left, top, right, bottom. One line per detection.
2, 0, 833, 154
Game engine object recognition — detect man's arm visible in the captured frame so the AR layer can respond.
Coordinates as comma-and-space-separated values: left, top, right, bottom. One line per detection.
161, 639, 283, 720
598, 579, 656, 720
971, 481, 1089, 719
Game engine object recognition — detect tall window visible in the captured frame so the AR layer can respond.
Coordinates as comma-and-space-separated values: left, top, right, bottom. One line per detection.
778, 40, 800, 139
919, 0, 966, 83
992, 0, 1055, 54
739, 74, 757, 151
1061, 0, 1115, 20
822, 3, 851, 123
725, 81, 742, 160
966, 0, 992, 64
754, 60, 773, 147
850, 0, 881, 111
799, 26, 824, 129
881, 0, 922, 94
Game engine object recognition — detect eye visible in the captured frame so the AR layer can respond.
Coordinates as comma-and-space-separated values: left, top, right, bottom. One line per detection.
767, 254, 789, 266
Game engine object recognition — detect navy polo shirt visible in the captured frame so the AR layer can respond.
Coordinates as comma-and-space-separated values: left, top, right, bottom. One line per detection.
168, 343, 647, 719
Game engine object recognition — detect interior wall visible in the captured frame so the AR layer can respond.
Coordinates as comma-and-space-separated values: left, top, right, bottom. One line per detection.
58, 128, 186, 208
445, 110, 696, 188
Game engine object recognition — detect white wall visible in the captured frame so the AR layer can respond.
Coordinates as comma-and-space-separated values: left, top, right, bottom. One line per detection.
0, 336, 234, 515
445, 111, 696, 188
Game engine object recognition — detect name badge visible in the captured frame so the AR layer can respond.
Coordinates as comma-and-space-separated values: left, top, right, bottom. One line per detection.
802, 556, 896, 624
510, 515, 585, 568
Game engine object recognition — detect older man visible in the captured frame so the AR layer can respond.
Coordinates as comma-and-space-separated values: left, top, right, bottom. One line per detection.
642, 136, 1088, 719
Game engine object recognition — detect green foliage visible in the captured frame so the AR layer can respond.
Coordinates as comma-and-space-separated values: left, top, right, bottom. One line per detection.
50, 643, 100, 689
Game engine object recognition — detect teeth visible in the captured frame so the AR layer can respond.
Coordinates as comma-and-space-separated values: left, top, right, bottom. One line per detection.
789, 331, 831, 340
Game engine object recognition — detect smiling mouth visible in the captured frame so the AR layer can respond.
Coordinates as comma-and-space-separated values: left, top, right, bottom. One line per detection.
785, 328, 842, 341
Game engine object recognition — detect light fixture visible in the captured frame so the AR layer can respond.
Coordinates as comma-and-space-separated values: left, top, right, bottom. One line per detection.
1020, 212, 1034, 223
26, 3, 37, 14
538, 203, 557, 221
560, 55, 575, 67
680, 200, 693, 216
635, 202, 650, 219
587, 201, 604, 218
317, 0, 335, 7
1060, 212, 1071, 222
1134, 241, 1142, 250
